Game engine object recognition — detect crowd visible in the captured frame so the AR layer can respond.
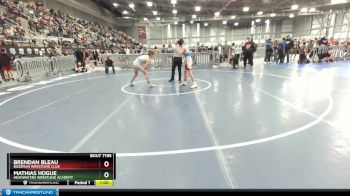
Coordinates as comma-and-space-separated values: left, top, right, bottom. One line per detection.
0, 0, 150, 80
264, 36, 349, 64
1, 0, 143, 51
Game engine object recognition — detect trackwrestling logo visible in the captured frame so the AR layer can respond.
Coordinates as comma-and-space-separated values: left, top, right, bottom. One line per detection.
1, 189, 56, 196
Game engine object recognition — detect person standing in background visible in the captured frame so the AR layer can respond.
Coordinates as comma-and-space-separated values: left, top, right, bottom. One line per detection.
298, 42, 308, 64
92, 49, 99, 68
291, 39, 299, 61
0, 53, 3, 83
230, 42, 241, 69
264, 39, 273, 63
285, 35, 294, 63
242, 38, 256, 68
278, 38, 286, 63
0, 48, 15, 81
218, 42, 222, 62
84, 49, 90, 68
0, 40, 5, 82
273, 40, 280, 63
222, 41, 230, 63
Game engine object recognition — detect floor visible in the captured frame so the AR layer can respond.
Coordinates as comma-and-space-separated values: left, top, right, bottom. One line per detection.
1, 60, 350, 189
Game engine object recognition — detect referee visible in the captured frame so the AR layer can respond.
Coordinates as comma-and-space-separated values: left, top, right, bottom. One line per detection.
169, 39, 185, 82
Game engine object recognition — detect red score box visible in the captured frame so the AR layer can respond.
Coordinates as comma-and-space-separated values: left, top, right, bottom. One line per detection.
98, 160, 114, 170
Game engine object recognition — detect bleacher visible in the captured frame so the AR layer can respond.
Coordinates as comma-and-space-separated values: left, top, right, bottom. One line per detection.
0, 0, 142, 54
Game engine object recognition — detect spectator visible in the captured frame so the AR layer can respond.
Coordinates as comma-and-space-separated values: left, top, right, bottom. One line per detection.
0, 48, 15, 81
92, 49, 99, 66
74, 48, 85, 72
242, 38, 256, 67
84, 49, 90, 67
264, 39, 273, 63
0, 16, 5, 26
229, 42, 240, 69
0, 39, 6, 47
298, 42, 308, 64
278, 38, 286, 63
285, 35, 294, 63
221, 41, 230, 63
105, 55, 115, 74
317, 49, 334, 63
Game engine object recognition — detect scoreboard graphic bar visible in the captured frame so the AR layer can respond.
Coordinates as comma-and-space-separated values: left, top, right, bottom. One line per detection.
7, 153, 116, 186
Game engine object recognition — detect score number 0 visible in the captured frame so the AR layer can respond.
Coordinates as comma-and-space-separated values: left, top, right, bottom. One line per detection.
104, 161, 110, 178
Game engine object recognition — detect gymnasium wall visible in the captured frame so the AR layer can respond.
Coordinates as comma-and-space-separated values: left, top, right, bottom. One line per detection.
130, 9, 350, 47
40, 1, 350, 46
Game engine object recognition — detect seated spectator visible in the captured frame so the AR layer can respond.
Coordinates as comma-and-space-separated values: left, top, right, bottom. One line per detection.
0, 39, 6, 47
317, 50, 334, 63
105, 55, 115, 74
0, 16, 5, 26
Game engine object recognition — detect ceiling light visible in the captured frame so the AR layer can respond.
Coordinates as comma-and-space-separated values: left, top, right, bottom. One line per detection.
234, 22, 239, 26
270, 13, 276, 17
291, 5, 299, 10
124, 16, 130, 19
256, 19, 261, 22
171, 0, 177, 5
331, 0, 347, 4
214, 12, 220, 17
195, 6, 201, 12
190, 20, 194, 24
204, 23, 208, 26
301, 7, 308, 13
174, 21, 178, 25
289, 13, 295, 18
123, 10, 128, 14
129, 3, 135, 9
146, 1, 153, 7
172, 9, 177, 14
223, 20, 227, 25
309, 8, 316, 12
156, 17, 160, 20
152, 11, 158, 15
257, 11, 263, 15
265, 19, 270, 23
243, 7, 250, 12
113, 3, 118, 7
144, 17, 148, 21
192, 14, 197, 19
231, 15, 236, 19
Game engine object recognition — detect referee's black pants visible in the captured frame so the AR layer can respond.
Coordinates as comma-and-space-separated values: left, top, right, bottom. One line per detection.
170, 57, 183, 81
